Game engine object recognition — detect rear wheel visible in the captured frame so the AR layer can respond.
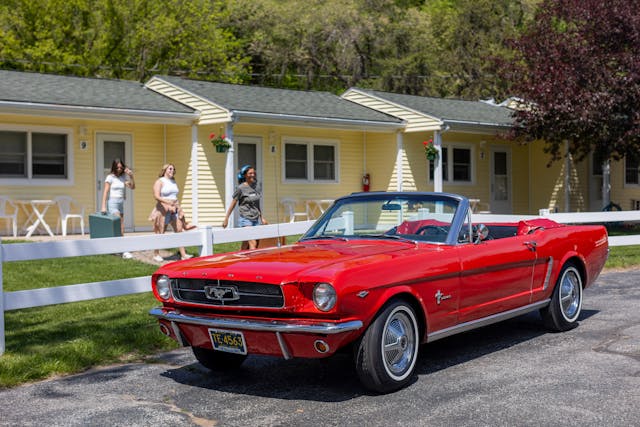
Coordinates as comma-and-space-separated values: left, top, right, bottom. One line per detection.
541, 262, 583, 331
192, 346, 247, 370
354, 300, 419, 393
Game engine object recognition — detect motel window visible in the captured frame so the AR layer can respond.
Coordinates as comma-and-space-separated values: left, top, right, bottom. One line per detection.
284, 139, 337, 182
429, 144, 473, 184
625, 154, 639, 185
0, 127, 70, 182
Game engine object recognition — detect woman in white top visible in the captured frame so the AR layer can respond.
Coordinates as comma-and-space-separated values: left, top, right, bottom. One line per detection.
101, 158, 135, 237
149, 163, 195, 262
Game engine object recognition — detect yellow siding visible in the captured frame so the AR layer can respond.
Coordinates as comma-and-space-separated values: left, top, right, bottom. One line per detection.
525, 141, 590, 214
342, 90, 442, 133
176, 124, 398, 225
0, 114, 194, 234
609, 158, 640, 210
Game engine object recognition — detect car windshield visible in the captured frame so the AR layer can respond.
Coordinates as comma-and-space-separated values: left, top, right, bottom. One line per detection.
302, 193, 468, 244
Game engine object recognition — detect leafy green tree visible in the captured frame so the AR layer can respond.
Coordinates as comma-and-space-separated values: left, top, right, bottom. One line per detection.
423, 0, 537, 99
0, 0, 251, 82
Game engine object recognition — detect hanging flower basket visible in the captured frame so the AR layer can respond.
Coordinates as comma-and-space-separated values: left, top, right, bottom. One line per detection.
210, 132, 231, 153
423, 139, 438, 161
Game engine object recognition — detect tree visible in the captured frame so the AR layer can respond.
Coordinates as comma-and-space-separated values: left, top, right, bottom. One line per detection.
502, 0, 640, 165
424, 0, 537, 99
0, 0, 251, 82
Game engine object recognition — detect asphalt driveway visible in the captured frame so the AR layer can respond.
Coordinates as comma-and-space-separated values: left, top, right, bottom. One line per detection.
1, 269, 639, 427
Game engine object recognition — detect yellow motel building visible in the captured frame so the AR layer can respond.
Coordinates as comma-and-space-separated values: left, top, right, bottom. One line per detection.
1, 69, 639, 236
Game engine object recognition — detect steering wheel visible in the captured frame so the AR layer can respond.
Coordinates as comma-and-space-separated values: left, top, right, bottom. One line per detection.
415, 225, 448, 236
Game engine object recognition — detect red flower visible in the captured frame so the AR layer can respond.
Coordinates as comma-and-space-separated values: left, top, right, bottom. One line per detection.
423, 138, 437, 160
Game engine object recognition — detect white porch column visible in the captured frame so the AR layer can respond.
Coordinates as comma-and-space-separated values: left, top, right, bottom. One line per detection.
396, 131, 403, 191
190, 124, 199, 225
433, 130, 443, 192
224, 122, 235, 228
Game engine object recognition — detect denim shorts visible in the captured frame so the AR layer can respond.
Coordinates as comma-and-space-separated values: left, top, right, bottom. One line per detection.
238, 217, 259, 227
107, 199, 124, 215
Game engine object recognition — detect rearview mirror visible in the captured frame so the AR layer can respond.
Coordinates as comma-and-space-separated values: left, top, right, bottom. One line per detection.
474, 224, 489, 243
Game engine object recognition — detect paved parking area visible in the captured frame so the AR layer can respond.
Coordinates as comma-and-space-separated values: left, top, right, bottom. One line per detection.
1, 269, 639, 426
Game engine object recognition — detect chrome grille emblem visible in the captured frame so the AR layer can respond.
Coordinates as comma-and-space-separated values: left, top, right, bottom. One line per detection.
204, 285, 239, 301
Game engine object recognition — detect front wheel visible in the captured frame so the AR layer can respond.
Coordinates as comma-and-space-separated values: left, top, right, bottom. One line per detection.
540, 263, 583, 331
354, 300, 420, 393
192, 346, 247, 371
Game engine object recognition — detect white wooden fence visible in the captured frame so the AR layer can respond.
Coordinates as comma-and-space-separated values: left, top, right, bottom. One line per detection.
1, 211, 639, 355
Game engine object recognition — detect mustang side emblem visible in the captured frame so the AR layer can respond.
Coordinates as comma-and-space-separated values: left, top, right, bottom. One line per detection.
204, 285, 240, 301
435, 290, 451, 305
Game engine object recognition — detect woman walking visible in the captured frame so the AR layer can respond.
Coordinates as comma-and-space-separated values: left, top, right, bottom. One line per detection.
149, 163, 195, 262
101, 158, 135, 258
222, 165, 267, 249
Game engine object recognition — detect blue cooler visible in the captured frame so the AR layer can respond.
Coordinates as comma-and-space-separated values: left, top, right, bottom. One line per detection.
89, 212, 122, 238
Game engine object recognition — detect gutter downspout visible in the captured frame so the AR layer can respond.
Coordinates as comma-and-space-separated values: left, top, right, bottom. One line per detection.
190, 124, 199, 225
224, 119, 236, 228
602, 159, 611, 209
396, 131, 403, 191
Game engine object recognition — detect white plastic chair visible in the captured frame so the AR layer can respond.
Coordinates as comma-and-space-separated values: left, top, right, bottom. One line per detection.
0, 196, 18, 237
281, 198, 309, 223
54, 196, 85, 236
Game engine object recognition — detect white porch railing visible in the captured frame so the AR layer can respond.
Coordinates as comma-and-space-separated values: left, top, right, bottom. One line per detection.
1, 211, 639, 355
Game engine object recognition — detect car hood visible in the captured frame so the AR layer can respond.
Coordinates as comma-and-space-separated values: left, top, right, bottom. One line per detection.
159, 240, 426, 283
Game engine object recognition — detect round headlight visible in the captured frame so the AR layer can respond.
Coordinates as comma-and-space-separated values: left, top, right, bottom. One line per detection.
313, 283, 336, 311
156, 275, 171, 300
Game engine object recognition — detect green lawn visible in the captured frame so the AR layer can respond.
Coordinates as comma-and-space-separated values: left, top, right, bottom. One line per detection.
0, 237, 636, 388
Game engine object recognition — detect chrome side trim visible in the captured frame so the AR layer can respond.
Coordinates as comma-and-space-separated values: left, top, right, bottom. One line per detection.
543, 257, 554, 291
276, 332, 292, 360
427, 299, 550, 343
150, 307, 363, 335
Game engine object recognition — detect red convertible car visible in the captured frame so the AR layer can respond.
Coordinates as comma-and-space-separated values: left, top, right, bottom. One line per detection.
150, 192, 608, 393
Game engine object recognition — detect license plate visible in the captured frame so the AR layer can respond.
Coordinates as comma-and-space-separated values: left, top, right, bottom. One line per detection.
208, 328, 247, 355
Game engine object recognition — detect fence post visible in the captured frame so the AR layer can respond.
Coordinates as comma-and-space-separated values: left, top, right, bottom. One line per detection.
201, 226, 213, 256
1, 240, 5, 355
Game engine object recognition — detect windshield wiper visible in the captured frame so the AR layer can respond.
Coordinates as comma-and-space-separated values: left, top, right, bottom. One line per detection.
358, 234, 417, 244
300, 235, 350, 242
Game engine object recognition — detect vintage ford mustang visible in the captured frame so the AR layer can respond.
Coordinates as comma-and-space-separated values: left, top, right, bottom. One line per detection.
150, 192, 608, 393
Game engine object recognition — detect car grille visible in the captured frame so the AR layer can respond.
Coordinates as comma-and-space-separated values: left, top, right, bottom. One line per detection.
171, 279, 284, 308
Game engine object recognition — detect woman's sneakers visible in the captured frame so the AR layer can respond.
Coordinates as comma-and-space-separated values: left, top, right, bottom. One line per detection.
122, 252, 133, 259
152, 255, 164, 263
181, 254, 193, 260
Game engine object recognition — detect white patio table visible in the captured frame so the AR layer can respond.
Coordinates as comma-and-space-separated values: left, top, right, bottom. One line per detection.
14, 199, 57, 237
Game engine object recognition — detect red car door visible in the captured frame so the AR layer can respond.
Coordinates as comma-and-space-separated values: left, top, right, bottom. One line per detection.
456, 235, 537, 323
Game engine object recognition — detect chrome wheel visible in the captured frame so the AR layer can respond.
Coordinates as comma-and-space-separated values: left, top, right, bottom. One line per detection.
559, 266, 582, 322
541, 262, 583, 331
382, 307, 418, 379
355, 300, 420, 393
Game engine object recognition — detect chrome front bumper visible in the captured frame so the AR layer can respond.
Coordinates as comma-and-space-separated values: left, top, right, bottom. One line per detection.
150, 307, 364, 359
149, 307, 363, 334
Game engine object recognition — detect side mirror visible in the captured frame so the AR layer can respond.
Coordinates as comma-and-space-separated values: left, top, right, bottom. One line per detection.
474, 224, 489, 243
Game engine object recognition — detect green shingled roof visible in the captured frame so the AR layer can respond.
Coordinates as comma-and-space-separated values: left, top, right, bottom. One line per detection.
0, 70, 195, 114
357, 89, 514, 127
156, 75, 403, 125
